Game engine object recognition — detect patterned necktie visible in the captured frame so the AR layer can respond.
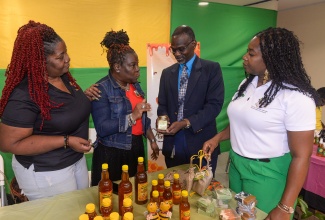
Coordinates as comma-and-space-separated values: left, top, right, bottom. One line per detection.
177, 65, 188, 121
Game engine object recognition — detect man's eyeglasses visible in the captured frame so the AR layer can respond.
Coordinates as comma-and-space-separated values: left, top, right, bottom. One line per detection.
169, 40, 194, 54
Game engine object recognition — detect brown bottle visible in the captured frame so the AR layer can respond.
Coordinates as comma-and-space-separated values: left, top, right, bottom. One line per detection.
121, 198, 133, 217
150, 190, 160, 206
157, 173, 165, 202
172, 173, 181, 205
163, 180, 173, 212
135, 157, 148, 204
101, 198, 113, 220
85, 203, 97, 220
179, 190, 190, 220
98, 163, 113, 213
150, 180, 158, 200
118, 165, 133, 216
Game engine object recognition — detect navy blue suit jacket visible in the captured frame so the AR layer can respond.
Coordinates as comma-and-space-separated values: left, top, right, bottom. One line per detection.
157, 56, 224, 160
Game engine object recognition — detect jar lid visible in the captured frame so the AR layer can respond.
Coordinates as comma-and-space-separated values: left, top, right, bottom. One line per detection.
123, 197, 132, 207
173, 173, 179, 179
158, 173, 164, 179
152, 179, 158, 186
164, 180, 170, 187
122, 165, 129, 171
138, 157, 144, 163
102, 198, 111, 207
102, 163, 108, 170
85, 203, 95, 213
124, 212, 133, 220
152, 190, 159, 197
182, 190, 188, 197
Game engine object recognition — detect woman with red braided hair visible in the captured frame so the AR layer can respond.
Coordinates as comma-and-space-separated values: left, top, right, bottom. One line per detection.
89, 29, 159, 190
0, 20, 92, 200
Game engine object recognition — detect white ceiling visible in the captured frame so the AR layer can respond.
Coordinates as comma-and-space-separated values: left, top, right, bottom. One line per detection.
206, 0, 325, 11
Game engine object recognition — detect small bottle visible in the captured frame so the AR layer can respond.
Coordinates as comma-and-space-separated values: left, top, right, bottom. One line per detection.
85, 203, 97, 220
121, 198, 133, 217
135, 157, 148, 205
109, 212, 120, 220
118, 165, 133, 216
151, 190, 160, 206
79, 214, 89, 220
101, 198, 113, 220
172, 173, 181, 205
150, 180, 158, 200
157, 173, 165, 202
163, 180, 173, 212
98, 163, 113, 213
123, 212, 133, 220
94, 216, 104, 220
179, 190, 190, 220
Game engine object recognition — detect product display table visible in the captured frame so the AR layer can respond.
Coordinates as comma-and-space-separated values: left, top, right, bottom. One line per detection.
301, 144, 325, 213
0, 164, 267, 219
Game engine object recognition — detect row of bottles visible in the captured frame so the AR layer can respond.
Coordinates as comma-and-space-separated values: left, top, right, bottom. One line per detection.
95, 157, 190, 219
80, 202, 133, 220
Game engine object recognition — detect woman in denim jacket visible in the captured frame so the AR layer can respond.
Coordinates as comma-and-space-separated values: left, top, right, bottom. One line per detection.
89, 30, 159, 187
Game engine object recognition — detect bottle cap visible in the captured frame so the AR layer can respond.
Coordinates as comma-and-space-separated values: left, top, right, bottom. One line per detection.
124, 212, 134, 220
138, 157, 144, 163
122, 165, 129, 171
182, 190, 189, 197
158, 173, 164, 179
123, 197, 132, 207
152, 190, 159, 197
79, 214, 89, 220
152, 179, 158, 186
109, 212, 120, 220
164, 180, 170, 187
102, 163, 108, 170
102, 198, 111, 207
173, 173, 179, 179
94, 216, 104, 220
85, 203, 95, 213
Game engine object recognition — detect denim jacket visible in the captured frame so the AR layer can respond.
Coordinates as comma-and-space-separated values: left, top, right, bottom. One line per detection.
91, 71, 151, 150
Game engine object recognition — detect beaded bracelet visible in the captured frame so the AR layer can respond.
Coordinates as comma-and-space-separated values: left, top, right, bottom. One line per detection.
64, 135, 69, 149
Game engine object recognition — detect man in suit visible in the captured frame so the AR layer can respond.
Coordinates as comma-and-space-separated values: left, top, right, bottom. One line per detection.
157, 25, 224, 174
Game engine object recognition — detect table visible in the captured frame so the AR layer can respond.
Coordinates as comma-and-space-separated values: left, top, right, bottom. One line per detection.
0, 165, 267, 220
301, 144, 325, 212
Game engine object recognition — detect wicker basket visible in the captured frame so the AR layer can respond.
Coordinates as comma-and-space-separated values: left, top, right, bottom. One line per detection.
10, 177, 28, 203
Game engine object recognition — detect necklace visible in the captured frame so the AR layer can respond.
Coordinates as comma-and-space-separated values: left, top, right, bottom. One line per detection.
116, 81, 130, 91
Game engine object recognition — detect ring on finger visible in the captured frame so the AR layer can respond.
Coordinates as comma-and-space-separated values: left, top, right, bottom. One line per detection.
142, 105, 145, 109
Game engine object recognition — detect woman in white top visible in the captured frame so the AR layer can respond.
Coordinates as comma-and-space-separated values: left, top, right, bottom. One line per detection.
203, 27, 321, 220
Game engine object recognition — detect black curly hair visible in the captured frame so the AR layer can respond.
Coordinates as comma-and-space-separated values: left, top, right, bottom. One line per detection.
234, 27, 321, 107
100, 29, 135, 68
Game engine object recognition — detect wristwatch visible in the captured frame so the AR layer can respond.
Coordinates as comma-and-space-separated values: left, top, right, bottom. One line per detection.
183, 118, 191, 129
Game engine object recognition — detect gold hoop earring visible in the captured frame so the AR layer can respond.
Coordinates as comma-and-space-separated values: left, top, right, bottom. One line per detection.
263, 69, 269, 85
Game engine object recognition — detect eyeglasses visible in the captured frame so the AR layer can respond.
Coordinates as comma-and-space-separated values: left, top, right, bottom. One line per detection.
169, 40, 194, 54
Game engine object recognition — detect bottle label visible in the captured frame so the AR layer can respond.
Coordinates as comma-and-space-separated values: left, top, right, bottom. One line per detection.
181, 210, 190, 219
99, 191, 112, 206
137, 182, 148, 201
124, 192, 133, 200
173, 190, 181, 199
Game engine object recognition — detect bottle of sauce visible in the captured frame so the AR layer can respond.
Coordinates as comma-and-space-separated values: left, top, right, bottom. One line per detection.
123, 212, 133, 220
118, 165, 132, 216
101, 198, 113, 220
121, 198, 133, 217
85, 203, 97, 220
179, 190, 190, 220
172, 173, 181, 205
151, 190, 160, 206
98, 163, 113, 213
135, 157, 148, 204
79, 214, 89, 220
109, 212, 120, 220
157, 173, 165, 202
150, 179, 158, 200
163, 180, 173, 212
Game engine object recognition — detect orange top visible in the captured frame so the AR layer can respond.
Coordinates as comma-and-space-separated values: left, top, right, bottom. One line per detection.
126, 84, 144, 135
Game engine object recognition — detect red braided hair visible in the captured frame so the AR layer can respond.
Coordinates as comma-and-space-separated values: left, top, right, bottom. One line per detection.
0, 20, 80, 129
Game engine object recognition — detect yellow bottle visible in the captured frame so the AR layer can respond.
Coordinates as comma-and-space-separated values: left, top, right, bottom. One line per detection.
123, 212, 133, 220
109, 212, 120, 220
